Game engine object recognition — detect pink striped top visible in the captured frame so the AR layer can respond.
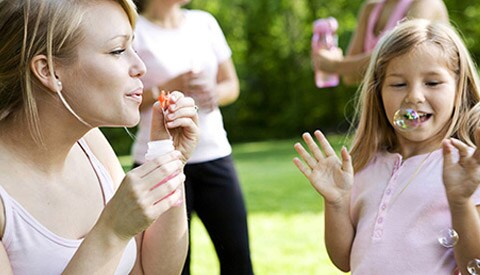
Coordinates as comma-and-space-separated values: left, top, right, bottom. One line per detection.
364, 0, 414, 52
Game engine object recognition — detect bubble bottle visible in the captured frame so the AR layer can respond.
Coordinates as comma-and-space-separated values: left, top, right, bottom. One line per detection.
312, 17, 340, 88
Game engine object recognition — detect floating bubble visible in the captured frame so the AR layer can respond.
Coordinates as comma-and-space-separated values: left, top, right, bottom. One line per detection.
437, 228, 459, 248
468, 259, 480, 275
393, 104, 420, 131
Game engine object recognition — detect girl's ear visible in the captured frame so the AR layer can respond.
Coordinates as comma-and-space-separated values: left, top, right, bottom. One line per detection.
30, 54, 61, 93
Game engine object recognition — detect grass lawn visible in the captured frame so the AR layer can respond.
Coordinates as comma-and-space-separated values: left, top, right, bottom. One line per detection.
120, 135, 350, 275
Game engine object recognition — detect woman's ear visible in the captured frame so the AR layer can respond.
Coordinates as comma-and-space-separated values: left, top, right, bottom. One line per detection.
30, 54, 61, 93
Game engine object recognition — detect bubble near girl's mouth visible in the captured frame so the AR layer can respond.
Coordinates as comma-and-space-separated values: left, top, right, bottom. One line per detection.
393, 106, 421, 131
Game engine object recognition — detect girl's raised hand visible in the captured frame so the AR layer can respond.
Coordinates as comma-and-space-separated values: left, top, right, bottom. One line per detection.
293, 130, 353, 206
442, 128, 480, 205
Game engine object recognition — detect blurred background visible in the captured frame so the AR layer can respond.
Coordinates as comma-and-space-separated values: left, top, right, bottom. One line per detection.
103, 0, 479, 155
105, 1, 479, 274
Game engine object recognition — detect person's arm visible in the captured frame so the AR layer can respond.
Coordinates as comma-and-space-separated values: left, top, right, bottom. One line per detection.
406, 0, 449, 24
442, 135, 480, 275
216, 58, 240, 107
312, 1, 374, 86
293, 130, 354, 271
79, 124, 189, 274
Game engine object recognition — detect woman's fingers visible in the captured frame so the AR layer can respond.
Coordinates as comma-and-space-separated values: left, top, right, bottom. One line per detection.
130, 151, 182, 178
150, 102, 170, 141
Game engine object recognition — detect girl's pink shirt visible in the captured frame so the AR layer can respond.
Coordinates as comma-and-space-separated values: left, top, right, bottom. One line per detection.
350, 148, 480, 274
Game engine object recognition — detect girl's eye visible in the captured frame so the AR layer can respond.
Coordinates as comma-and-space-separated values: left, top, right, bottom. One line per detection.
110, 49, 126, 55
425, 81, 440, 87
390, 83, 406, 88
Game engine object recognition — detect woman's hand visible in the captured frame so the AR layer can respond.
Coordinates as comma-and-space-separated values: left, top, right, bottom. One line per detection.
311, 47, 343, 73
100, 150, 185, 240
150, 91, 199, 164
163, 71, 217, 112
442, 128, 480, 206
293, 130, 353, 207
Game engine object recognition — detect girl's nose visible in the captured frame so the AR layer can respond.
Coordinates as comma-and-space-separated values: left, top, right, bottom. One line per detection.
404, 84, 425, 104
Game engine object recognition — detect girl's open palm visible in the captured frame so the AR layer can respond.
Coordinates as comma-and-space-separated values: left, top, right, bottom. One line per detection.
293, 130, 353, 206
442, 128, 480, 204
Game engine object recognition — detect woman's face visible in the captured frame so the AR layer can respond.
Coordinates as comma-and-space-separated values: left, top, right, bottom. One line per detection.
58, 1, 146, 127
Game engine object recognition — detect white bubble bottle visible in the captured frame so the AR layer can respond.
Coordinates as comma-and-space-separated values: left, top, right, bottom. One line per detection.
312, 17, 340, 88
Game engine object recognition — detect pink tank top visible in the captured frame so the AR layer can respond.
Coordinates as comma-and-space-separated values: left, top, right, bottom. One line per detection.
0, 139, 136, 274
364, 0, 414, 52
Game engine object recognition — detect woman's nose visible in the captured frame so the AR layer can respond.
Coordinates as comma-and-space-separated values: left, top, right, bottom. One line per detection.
130, 52, 147, 78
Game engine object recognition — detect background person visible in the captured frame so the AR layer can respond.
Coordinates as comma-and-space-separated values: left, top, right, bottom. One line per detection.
312, 0, 449, 86
132, 0, 254, 274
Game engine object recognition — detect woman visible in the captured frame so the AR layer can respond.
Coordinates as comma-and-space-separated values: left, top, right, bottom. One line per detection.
0, 0, 198, 274
132, 0, 253, 274
312, 0, 449, 85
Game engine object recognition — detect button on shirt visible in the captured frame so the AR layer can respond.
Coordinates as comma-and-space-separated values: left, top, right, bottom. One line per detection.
349, 149, 480, 274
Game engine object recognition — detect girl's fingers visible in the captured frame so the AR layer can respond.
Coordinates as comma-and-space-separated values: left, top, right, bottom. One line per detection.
302, 132, 324, 161
314, 130, 336, 158
442, 139, 454, 169
293, 157, 311, 178
450, 138, 471, 165
294, 142, 317, 168
340, 146, 353, 174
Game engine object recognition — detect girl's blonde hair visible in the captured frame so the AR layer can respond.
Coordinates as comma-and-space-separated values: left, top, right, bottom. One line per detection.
349, 19, 480, 172
0, 0, 137, 143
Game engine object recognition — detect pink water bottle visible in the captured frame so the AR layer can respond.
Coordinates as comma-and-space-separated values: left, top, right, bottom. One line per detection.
312, 17, 339, 88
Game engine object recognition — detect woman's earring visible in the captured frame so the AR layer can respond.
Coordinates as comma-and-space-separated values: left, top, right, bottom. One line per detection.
57, 80, 62, 91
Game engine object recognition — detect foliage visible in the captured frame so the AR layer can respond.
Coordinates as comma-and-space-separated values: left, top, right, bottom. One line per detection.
103, 1, 480, 155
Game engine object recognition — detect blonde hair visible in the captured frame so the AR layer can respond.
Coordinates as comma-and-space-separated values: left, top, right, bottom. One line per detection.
0, 0, 137, 142
349, 19, 480, 172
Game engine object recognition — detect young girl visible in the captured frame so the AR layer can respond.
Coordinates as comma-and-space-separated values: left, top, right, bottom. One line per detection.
295, 19, 480, 274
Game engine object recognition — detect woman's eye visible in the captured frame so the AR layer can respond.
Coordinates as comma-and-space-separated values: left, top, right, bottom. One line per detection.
110, 49, 126, 55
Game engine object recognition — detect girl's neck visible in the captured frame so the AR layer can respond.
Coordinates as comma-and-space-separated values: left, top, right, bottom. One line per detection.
393, 137, 443, 159
143, 3, 184, 28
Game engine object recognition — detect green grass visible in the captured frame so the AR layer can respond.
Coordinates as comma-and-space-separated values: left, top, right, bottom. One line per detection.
120, 136, 350, 275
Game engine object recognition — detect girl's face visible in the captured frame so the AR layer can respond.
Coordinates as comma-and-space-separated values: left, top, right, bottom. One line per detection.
57, 1, 146, 127
381, 43, 457, 149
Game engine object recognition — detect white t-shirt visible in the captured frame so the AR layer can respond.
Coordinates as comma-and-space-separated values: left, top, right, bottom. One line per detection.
132, 10, 232, 164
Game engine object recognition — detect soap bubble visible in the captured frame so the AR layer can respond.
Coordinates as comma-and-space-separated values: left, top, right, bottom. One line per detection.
467, 259, 480, 275
437, 228, 459, 248
393, 105, 420, 131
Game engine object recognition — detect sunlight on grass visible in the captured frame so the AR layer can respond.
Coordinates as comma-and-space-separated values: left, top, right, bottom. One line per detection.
119, 134, 351, 274
191, 212, 345, 275
190, 136, 349, 274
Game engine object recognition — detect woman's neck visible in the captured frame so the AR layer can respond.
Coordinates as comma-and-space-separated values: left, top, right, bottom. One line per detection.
143, 3, 184, 28
0, 111, 89, 174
